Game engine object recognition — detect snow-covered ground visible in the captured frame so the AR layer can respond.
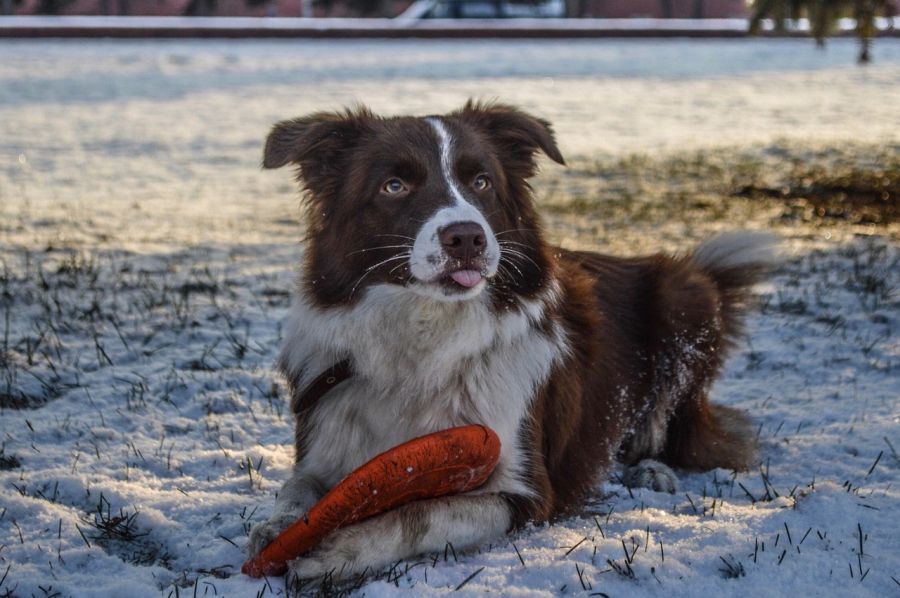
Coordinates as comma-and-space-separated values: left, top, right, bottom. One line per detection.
0, 39, 898, 597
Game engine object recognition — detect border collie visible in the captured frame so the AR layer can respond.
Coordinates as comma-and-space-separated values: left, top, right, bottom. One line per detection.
247, 101, 778, 580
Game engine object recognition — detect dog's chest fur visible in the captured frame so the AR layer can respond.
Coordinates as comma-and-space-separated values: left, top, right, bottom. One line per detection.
280, 281, 567, 498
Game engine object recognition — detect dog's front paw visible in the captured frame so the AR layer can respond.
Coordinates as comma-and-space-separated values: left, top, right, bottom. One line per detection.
246, 513, 301, 557
286, 528, 365, 580
622, 459, 678, 493
288, 514, 400, 580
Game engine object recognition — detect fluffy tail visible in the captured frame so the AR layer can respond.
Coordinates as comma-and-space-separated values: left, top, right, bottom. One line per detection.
691, 231, 781, 343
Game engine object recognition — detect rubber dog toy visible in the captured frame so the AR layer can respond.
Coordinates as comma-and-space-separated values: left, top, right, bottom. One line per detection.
242, 424, 501, 577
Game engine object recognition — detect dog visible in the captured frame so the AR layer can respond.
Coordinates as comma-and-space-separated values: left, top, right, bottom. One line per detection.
246, 101, 778, 580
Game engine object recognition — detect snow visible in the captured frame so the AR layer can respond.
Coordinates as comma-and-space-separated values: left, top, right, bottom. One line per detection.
1, 38, 898, 597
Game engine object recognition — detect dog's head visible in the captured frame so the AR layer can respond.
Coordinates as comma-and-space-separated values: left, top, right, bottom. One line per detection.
265, 101, 565, 306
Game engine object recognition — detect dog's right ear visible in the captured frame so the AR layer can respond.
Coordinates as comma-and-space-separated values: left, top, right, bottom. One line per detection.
263, 108, 372, 191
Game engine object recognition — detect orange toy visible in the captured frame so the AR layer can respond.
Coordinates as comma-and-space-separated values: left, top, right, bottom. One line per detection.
242, 424, 501, 577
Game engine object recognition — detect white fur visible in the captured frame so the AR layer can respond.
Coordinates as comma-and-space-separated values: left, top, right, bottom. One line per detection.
408, 118, 500, 294
279, 281, 565, 497
692, 231, 781, 272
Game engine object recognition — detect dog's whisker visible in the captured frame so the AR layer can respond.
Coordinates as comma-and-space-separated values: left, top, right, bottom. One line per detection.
388, 261, 410, 276
502, 252, 538, 269
495, 262, 515, 286
372, 234, 416, 241
495, 228, 536, 237
500, 256, 525, 280
500, 244, 537, 258
364, 254, 410, 273
497, 240, 535, 250
345, 244, 413, 258
349, 253, 411, 299
500, 247, 541, 269
501, 248, 540, 271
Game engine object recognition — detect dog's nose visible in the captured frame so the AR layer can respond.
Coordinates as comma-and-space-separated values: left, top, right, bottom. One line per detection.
439, 221, 486, 260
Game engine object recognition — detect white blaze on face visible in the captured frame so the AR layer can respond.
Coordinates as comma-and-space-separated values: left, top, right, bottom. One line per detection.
408, 118, 500, 297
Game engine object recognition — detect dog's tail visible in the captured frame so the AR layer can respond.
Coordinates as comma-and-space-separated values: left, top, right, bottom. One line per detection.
691, 231, 781, 344
661, 232, 780, 472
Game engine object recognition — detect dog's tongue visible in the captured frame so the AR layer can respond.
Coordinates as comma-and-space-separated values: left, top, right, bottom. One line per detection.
450, 270, 482, 288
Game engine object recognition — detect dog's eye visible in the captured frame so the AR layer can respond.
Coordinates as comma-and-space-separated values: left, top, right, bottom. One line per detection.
381, 178, 408, 195
473, 174, 492, 191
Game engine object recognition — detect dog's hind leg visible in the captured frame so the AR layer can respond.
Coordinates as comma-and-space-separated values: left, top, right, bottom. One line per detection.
620, 235, 774, 489
620, 386, 758, 491
619, 397, 680, 493
656, 232, 780, 473
661, 393, 758, 472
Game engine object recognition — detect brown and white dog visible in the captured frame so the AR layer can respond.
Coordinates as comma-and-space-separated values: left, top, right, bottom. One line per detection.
247, 101, 778, 580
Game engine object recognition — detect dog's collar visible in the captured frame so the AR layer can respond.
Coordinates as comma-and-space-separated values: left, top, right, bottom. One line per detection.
292, 359, 353, 414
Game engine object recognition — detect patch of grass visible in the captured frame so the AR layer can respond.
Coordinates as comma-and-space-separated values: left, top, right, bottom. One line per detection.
735, 159, 900, 224
81, 493, 174, 569
535, 142, 900, 253
718, 554, 746, 579
0, 244, 273, 417
843, 242, 897, 313
0, 443, 21, 470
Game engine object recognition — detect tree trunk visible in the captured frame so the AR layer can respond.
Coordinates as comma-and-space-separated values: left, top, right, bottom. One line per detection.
692, 0, 704, 19
566, 0, 588, 18
855, 2, 876, 64
659, 0, 672, 19
858, 36, 871, 64
194, 0, 212, 16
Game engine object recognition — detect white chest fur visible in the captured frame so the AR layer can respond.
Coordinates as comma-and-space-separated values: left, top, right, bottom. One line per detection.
280, 282, 567, 498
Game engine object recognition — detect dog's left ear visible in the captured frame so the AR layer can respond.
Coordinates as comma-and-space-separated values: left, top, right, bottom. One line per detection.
454, 101, 565, 178
262, 107, 372, 197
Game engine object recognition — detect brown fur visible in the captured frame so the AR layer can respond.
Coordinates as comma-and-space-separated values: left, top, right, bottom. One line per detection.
508, 249, 763, 521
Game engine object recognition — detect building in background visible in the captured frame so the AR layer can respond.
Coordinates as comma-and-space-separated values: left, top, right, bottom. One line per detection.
569, 0, 748, 18
6, 0, 409, 16
4, 0, 750, 18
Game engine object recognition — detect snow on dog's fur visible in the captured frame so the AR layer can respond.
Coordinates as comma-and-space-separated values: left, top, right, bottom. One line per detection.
247, 101, 779, 579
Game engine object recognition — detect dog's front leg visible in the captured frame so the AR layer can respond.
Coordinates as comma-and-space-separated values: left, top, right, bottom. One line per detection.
288, 493, 513, 580
247, 468, 324, 556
